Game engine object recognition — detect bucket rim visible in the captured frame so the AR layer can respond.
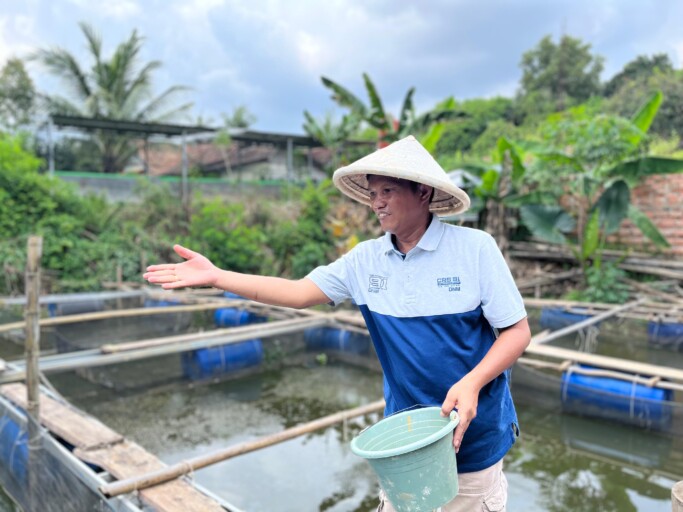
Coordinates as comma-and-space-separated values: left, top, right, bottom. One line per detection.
350, 406, 459, 459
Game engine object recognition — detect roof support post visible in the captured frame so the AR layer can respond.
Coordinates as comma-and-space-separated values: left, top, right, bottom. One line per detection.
181, 131, 189, 214
47, 117, 55, 176
286, 137, 293, 182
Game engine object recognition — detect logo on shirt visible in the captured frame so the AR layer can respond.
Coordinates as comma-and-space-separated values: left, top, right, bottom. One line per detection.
368, 274, 388, 293
437, 276, 461, 292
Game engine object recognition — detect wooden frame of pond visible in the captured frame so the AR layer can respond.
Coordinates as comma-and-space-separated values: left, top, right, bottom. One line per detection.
1, 286, 683, 510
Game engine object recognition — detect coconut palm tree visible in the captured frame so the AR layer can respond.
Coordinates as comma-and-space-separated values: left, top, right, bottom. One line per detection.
34, 22, 192, 172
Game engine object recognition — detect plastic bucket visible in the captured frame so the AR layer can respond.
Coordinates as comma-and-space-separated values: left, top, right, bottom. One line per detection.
351, 407, 459, 512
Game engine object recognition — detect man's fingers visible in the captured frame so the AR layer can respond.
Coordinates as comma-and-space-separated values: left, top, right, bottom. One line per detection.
143, 269, 176, 282
145, 264, 175, 272
453, 420, 470, 453
174, 244, 198, 259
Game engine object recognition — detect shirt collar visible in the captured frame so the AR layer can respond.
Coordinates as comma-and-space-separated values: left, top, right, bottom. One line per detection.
380, 215, 445, 255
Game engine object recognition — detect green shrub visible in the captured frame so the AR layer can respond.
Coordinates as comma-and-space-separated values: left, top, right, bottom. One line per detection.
185, 198, 267, 275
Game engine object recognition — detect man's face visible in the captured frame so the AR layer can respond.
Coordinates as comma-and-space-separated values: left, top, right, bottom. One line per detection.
367, 175, 428, 234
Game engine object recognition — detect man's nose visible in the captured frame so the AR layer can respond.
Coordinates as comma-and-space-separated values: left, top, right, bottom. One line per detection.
371, 195, 386, 209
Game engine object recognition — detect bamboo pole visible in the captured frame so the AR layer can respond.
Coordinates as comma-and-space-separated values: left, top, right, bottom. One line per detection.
100, 316, 328, 354
100, 399, 386, 498
524, 343, 683, 382
523, 297, 683, 321
515, 269, 582, 290
25, 235, 42, 512
622, 278, 683, 306
529, 300, 644, 345
0, 300, 244, 334
516, 357, 683, 392
0, 290, 145, 307
0, 316, 332, 384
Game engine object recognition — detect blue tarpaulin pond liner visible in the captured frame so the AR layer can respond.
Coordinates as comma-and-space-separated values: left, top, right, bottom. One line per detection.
304, 326, 371, 355
647, 320, 683, 350
540, 307, 595, 330
561, 366, 674, 430
181, 339, 264, 381
0, 415, 27, 487
144, 298, 182, 308
351, 407, 459, 512
181, 306, 266, 380
48, 299, 106, 317
214, 307, 266, 327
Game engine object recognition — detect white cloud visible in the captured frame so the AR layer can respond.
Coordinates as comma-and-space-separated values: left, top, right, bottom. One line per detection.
674, 40, 683, 68
0, 15, 42, 66
100, 0, 141, 19
295, 31, 328, 76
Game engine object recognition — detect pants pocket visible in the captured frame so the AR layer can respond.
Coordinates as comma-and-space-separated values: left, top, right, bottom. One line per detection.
483, 469, 508, 512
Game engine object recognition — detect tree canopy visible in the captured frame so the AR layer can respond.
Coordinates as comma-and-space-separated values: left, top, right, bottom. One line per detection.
518, 35, 604, 115
0, 58, 36, 133
603, 53, 674, 97
33, 22, 192, 172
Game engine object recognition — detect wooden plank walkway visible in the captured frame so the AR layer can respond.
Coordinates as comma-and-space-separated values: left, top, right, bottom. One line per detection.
0, 383, 225, 512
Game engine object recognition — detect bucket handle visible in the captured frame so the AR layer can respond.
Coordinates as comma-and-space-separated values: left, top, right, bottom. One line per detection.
357, 403, 458, 435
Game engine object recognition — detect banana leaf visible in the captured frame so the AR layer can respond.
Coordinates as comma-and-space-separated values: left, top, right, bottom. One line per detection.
594, 180, 630, 234
363, 73, 390, 131
398, 88, 416, 131
630, 90, 663, 141
582, 210, 600, 260
519, 204, 575, 244
475, 169, 500, 198
321, 76, 367, 117
420, 123, 444, 154
627, 205, 670, 248
607, 157, 683, 180
503, 191, 557, 207
497, 137, 525, 186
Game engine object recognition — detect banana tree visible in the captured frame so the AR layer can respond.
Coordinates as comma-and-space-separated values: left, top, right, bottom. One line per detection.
518, 91, 683, 291
302, 110, 361, 173
321, 73, 465, 147
453, 137, 553, 258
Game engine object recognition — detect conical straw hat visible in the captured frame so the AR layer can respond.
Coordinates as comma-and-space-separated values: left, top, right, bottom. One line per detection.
333, 135, 470, 216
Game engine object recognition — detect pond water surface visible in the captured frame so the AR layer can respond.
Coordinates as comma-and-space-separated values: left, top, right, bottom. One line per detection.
50, 360, 681, 512
1, 306, 682, 511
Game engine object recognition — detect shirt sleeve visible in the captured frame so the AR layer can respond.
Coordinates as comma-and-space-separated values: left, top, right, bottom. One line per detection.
306, 251, 356, 306
478, 234, 527, 328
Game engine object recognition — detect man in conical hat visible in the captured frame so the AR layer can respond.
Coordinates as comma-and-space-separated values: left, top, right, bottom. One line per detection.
144, 135, 530, 511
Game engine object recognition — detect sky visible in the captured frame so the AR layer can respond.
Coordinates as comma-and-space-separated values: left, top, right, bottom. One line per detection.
1, 0, 683, 134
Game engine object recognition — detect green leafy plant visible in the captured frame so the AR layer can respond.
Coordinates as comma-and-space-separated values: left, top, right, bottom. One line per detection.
184, 199, 267, 275
320, 73, 465, 145
516, 92, 683, 300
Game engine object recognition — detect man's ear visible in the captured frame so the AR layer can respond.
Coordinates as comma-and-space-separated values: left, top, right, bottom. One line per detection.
418, 184, 433, 202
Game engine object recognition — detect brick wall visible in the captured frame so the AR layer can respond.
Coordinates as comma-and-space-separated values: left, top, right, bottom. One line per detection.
613, 174, 683, 257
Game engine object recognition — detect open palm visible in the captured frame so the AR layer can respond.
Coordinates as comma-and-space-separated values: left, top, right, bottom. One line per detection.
143, 244, 219, 290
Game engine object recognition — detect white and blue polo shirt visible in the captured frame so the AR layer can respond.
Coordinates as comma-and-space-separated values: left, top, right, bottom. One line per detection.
307, 215, 527, 473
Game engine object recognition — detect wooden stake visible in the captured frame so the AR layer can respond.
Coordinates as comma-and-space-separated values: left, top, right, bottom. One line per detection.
25, 236, 42, 422
25, 235, 42, 512
100, 399, 386, 498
